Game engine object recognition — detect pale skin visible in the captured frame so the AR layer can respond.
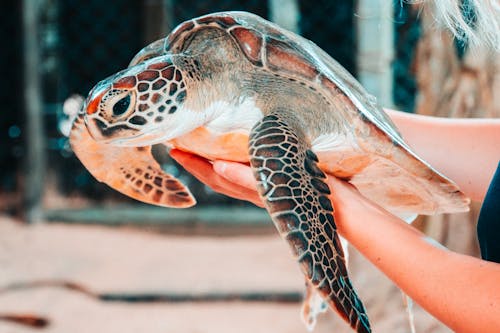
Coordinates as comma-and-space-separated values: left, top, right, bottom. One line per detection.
170, 110, 500, 332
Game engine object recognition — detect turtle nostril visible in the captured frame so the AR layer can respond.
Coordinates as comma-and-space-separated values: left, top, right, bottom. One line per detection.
113, 94, 131, 116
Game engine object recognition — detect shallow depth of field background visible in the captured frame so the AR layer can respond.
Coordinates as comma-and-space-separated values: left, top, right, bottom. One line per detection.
1, 0, 497, 332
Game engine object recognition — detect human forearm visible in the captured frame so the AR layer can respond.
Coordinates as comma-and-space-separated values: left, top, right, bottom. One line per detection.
331, 177, 500, 332
385, 109, 500, 201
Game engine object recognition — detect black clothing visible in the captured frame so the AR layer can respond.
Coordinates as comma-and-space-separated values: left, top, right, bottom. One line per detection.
477, 161, 500, 263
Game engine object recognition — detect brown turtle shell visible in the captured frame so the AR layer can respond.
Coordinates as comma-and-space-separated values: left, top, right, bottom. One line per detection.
132, 12, 411, 162
128, 12, 469, 216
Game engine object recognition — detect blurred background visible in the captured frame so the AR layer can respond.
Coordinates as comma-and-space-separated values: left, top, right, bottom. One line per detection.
1, 0, 498, 332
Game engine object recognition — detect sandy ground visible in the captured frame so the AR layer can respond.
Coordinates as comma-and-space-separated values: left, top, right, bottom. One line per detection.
0, 215, 451, 333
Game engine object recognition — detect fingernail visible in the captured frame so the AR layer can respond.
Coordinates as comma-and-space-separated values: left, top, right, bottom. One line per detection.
213, 161, 227, 175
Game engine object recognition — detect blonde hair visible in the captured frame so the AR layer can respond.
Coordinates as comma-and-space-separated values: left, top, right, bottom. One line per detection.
410, 0, 500, 51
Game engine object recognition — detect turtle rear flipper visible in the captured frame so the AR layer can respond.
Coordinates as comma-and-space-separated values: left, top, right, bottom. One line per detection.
249, 113, 370, 333
69, 115, 195, 208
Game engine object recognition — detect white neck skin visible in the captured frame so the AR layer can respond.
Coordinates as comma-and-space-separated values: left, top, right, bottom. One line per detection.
111, 68, 263, 146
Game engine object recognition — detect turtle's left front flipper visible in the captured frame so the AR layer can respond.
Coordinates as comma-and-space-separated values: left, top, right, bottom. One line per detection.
69, 114, 195, 208
249, 113, 370, 333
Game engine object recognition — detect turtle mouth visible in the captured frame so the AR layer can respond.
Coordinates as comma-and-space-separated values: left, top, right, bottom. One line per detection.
104, 128, 171, 147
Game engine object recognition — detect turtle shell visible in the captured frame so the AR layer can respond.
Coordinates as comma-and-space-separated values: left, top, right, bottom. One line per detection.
126, 11, 469, 216
132, 12, 405, 152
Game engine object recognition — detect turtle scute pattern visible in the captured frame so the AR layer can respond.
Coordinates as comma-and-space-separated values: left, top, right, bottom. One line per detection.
249, 114, 370, 333
132, 62, 187, 119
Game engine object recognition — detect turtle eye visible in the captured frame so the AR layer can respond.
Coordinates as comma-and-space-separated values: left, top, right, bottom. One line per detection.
100, 89, 136, 121
113, 94, 131, 116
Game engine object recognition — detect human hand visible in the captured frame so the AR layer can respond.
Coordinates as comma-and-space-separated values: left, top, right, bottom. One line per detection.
171, 151, 500, 333
169, 149, 264, 207
169, 149, 375, 234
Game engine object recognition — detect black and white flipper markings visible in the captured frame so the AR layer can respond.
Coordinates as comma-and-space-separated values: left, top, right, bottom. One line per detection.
248, 113, 370, 333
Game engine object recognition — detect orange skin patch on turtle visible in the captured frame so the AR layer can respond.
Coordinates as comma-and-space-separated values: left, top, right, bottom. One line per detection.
170, 126, 250, 162
86, 91, 106, 115
317, 153, 372, 180
385, 188, 424, 208
113, 76, 137, 89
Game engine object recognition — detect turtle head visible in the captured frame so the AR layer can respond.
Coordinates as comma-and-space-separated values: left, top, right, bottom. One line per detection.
83, 56, 193, 146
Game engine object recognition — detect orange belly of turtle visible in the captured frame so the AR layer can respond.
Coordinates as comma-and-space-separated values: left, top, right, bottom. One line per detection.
169, 126, 250, 162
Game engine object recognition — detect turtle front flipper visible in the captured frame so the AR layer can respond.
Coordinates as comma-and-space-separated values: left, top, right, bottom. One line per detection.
249, 113, 370, 333
69, 114, 196, 208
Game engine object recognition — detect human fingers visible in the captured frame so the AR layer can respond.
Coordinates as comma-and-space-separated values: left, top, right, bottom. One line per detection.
213, 160, 257, 191
170, 149, 264, 207
169, 149, 213, 178
325, 175, 378, 214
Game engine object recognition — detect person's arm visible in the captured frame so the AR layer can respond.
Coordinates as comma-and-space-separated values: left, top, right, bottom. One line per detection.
329, 175, 500, 333
170, 113, 500, 330
171, 149, 500, 332
385, 109, 500, 201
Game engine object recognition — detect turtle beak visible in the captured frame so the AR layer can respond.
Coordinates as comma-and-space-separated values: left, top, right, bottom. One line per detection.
110, 130, 167, 147
82, 81, 114, 141
129, 38, 167, 67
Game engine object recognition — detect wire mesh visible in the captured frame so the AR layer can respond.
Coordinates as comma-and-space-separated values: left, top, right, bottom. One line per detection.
3, 0, 420, 207
33, 0, 143, 201
58, 0, 143, 96
0, 2, 23, 193
170, 0, 269, 26
49, 0, 360, 205
299, 0, 356, 76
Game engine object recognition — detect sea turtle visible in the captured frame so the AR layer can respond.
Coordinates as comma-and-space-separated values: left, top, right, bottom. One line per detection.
69, 11, 470, 332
